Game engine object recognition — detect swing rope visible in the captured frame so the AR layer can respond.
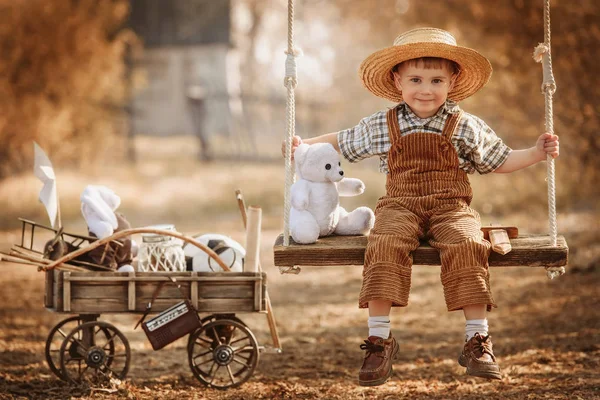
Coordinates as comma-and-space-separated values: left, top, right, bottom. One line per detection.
281, 0, 303, 274
533, 0, 565, 279
283, 0, 298, 250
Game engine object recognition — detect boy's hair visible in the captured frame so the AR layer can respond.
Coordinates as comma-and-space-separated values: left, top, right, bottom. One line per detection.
392, 57, 460, 75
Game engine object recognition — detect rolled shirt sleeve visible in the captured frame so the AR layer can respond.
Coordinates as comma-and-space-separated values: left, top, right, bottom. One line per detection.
338, 115, 375, 163
455, 114, 512, 174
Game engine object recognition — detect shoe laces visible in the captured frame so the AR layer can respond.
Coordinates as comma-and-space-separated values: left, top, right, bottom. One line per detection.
473, 333, 494, 358
360, 339, 385, 358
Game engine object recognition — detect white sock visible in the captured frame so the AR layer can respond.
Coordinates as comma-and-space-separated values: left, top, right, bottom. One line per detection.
368, 316, 390, 339
465, 319, 488, 341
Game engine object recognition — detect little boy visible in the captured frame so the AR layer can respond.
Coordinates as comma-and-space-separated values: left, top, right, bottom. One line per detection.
285, 27, 559, 385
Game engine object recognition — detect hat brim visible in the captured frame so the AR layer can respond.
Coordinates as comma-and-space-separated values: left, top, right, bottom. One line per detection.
359, 42, 492, 103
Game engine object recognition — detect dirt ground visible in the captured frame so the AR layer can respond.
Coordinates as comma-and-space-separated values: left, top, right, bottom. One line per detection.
0, 154, 599, 400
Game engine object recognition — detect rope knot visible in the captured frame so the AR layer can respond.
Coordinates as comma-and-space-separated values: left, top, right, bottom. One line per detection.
533, 42, 557, 95
545, 266, 565, 279
533, 43, 549, 63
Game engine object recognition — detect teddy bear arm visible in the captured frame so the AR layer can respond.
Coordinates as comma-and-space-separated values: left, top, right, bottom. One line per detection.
291, 180, 311, 210
337, 178, 366, 197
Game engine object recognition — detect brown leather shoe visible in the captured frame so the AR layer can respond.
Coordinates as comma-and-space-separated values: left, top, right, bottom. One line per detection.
458, 333, 502, 380
358, 334, 399, 386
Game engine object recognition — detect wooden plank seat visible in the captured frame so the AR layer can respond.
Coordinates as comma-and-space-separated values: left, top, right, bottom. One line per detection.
273, 233, 568, 268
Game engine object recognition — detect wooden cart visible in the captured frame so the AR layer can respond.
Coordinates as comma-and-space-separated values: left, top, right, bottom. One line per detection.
4, 216, 281, 390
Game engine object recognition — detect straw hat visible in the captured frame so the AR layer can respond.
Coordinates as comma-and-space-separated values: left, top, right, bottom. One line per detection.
359, 27, 492, 103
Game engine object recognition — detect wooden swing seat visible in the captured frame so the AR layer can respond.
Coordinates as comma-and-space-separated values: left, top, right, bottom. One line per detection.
273, 228, 568, 268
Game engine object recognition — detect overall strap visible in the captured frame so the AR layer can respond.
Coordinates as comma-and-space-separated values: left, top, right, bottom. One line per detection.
135, 276, 191, 329
442, 110, 464, 140
386, 105, 403, 145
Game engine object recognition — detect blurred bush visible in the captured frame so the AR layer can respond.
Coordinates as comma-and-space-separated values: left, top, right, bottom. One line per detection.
0, 0, 140, 179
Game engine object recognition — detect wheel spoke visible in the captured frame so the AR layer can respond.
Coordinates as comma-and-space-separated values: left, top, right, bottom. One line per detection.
101, 365, 118, 378
230, 336, 249, 346
226, 326, 237, 345
106, 353, 128, 359
57, 328, 69, 339
193, 349, 212, 361
232, 356, 250, 369
226, 365, 236, 385
193, 337, 213, 349
66, 357, 83, 364
68, 337, 89, 352
194, 357, 215, 367
209, 365, 221, 385
102, 332, 118, 349
232, 352, 252, 363
79, 365, 89, 379
233, 345, 254, 354
211, 326, 222, 346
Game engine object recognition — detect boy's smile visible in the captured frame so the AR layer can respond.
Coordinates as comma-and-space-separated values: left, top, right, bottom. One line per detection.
393, 63, 456, 119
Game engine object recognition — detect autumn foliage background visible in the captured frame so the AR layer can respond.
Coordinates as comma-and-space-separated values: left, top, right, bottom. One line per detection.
1, 0, 599, 207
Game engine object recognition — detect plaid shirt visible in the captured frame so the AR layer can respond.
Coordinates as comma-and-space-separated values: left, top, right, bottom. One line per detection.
338, 101, 511, 174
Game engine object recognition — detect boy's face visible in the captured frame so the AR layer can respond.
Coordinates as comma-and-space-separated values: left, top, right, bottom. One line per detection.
392, 63, 456, 119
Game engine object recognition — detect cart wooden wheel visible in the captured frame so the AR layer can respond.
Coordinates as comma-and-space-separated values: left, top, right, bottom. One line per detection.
59, 321, 130, 384
44, 316, 107, 380
187, 314, 246, 352
188, 318, 259, 389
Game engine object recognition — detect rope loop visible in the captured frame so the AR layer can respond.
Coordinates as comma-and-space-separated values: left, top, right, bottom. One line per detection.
279, 266, 301, 274
545, 266, 566, 280
283, 48, 302, 88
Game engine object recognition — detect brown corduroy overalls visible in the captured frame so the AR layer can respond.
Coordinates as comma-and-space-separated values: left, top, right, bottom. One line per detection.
359, 106, 495, 312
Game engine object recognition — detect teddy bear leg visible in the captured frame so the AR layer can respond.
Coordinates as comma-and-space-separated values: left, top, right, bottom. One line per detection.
290, 210, 321, 244
334, 206, 375, 235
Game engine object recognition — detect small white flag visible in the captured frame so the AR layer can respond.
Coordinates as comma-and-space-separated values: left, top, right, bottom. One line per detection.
33, 142, 59, 228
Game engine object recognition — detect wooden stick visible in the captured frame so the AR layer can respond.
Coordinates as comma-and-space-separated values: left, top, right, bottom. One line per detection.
235, 189, 248, 227
0, 253, 85, 272
0, 254, 43, 266
11, 247, 113, 272
245, 206, 262, 273
235, 189, 281, 351
7, 250, 51, 264
67, 259, 114, 271
43, 228, 231, 272
11, 246, 46, 260
12, 245, 44, 256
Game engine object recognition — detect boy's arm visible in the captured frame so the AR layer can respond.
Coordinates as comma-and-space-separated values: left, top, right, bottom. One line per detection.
494, 133, 560, 173
301, 132, 340, 151
282, 111, 380, 161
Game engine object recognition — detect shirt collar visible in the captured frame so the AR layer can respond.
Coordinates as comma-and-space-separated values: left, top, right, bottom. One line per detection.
398, 100, 460, 125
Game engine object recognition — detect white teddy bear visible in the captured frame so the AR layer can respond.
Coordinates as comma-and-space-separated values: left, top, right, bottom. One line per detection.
290, 143, 375, 244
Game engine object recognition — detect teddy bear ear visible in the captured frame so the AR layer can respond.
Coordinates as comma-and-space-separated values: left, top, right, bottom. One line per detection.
294, 143, 310, 167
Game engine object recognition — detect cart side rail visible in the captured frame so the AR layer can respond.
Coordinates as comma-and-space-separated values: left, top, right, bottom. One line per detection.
48, 271, 267, 314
